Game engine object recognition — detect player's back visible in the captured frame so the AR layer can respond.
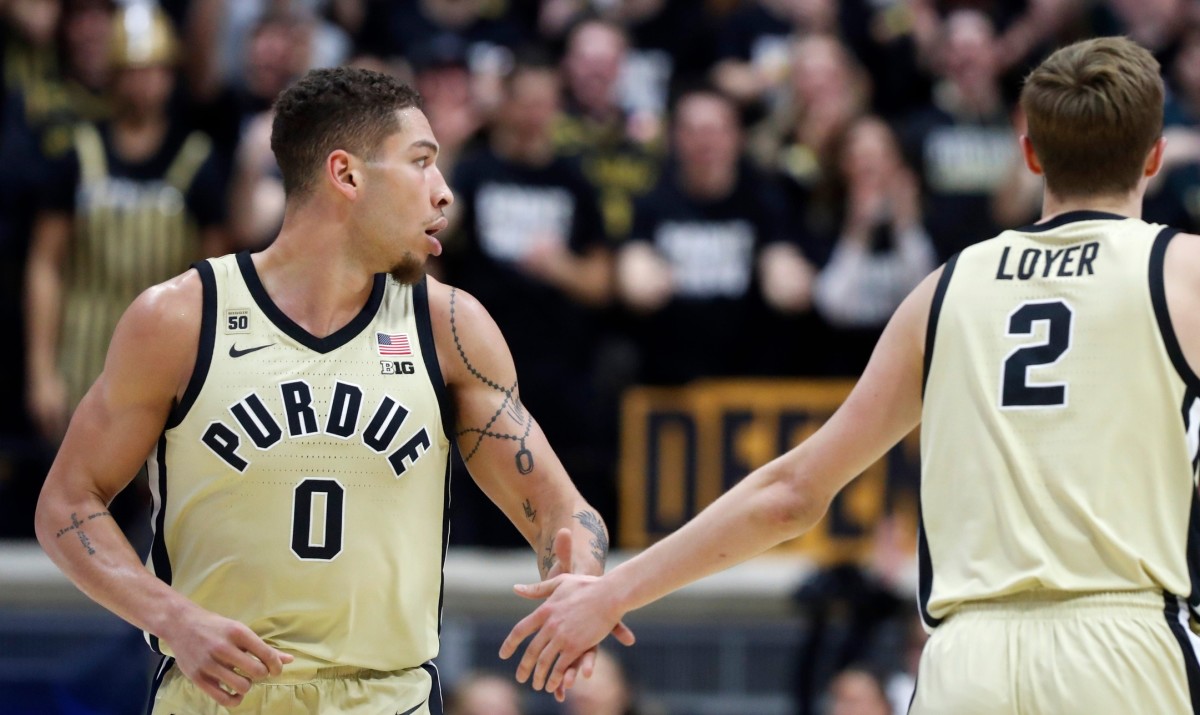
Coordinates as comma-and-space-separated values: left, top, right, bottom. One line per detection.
919, 210, 1200, 626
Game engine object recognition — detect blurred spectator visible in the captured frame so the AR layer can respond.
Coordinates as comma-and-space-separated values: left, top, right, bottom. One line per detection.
1145, 22, 1200, 232
751, 34, 870, 242
410, 31, 484, 177
809, 116, 936, 370
900, 9, 1016, 259
711, 0, 837, 113
823, 665, 894, 715
563, 648, 667, 715
24, 4, 227, 444
445, 58, 615, 545
554, 18, 661, 240
837, 0, 937, 118
188, 7, 312, 167
618, 87, 813, 384
445, 670, 525, 715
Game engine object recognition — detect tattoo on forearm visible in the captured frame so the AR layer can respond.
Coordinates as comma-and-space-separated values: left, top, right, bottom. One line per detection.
54, 511, 110, 556
541, 541, 557, 577
450, 288, 535, 474
522, 499, 537, 523
574, 510, 609, 566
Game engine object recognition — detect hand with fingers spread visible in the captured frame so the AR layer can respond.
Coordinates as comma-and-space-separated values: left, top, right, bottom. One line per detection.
161, 603, 293, 708
500, 570, 636, 697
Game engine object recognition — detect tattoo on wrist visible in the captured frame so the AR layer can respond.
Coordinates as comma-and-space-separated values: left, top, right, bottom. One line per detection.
573, 510, 609, 566
541, 541, 557, 577
54, 511, 110, 556
522, 499, 537, 523
450, 288, 535, 474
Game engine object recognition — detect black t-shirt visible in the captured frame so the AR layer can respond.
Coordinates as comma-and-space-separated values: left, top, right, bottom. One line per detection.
447, 147, 606, 425
40, 120, 227, 228
901, 104, 1013, 259
627, 162, 792, 384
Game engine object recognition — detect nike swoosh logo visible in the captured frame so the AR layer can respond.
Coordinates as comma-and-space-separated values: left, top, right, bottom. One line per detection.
229, 343, 275, 358
396, 702, 426, 715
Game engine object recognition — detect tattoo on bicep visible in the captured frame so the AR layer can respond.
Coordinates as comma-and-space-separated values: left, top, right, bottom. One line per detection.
541, 541, 557, 577
522, 499, 537, 523
54, 511, 111, 556
450, 288, 535, 474
574, 510, 609, 566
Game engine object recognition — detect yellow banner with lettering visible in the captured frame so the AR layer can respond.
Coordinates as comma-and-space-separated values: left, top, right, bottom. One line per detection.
619, 380, 920, 565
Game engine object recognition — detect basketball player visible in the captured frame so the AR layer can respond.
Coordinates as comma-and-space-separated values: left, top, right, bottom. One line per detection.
35, 67, 629, 714
501, 36, 1200, 715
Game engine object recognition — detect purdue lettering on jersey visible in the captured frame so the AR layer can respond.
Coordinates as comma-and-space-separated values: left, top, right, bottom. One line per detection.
146, 253, 453, 673
921, 212, 1200, 628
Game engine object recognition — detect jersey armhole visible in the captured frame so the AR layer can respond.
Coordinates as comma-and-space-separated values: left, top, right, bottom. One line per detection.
165, 260, 217, 429
1149, 227, 1200, 395
922, 252, 961, 398
414, 277, 457, 444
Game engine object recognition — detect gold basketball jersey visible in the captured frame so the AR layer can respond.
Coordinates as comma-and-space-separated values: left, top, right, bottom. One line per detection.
145, 253, 453, 672
920, 211, 1200, 627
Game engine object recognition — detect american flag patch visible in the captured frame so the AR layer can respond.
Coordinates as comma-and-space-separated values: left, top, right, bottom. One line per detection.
376, 332, 412, 356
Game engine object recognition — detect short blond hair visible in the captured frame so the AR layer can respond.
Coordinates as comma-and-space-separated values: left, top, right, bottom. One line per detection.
1021, 37, 1162, 198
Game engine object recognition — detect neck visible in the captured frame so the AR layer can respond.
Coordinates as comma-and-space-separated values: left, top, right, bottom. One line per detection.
1040, 189, 1144, 222
111, 112, 167, 162
256, 201, 380, 338
680, 164, 737, 200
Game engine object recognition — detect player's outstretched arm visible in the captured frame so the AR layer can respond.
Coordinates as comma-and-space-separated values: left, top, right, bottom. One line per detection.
34, 271, 292, 708
427, 278, 634, 697
500, 265, 945, 694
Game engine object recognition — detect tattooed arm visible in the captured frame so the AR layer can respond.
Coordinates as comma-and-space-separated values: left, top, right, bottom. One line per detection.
427, 278, 611, 577
35, 272, 290, 708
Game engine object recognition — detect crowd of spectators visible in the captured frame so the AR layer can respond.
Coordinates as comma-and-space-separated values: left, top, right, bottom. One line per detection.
3, 0, 1200, 559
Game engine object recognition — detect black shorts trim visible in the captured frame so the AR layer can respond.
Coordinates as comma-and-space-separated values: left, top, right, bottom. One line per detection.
143, 657, 174, 714
1163, 592, 1200, 714
422, 661, 444, 715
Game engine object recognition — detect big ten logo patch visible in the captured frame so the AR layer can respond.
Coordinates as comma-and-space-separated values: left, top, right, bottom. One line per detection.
619, 380, 920, 565
381, 361, 416, 375
225, 308, 251, 334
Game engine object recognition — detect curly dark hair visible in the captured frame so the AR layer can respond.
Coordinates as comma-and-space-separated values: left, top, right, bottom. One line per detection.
271, 67, 423, 198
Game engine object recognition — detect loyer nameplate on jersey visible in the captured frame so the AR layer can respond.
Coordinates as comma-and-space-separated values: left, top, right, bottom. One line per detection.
199, 381, 432, 478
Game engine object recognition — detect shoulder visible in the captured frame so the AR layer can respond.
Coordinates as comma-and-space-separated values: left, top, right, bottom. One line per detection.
104, 267, 205, 400
424, 277, 513, 389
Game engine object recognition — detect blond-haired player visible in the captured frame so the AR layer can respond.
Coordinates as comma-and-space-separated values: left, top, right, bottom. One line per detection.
503, 36, 1200, 715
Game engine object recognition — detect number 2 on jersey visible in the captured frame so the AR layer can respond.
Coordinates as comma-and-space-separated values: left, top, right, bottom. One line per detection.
1000, 300, 1074, 409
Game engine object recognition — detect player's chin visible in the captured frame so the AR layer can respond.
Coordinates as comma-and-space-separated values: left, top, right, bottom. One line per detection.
389, 252, 427, 285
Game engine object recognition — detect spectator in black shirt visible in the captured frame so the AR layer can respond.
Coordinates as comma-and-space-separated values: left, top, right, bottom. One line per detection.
446, 60, 615, 545
619, 87, 813, 384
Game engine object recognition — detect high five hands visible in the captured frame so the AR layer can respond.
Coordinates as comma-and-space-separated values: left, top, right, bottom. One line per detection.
502, 528, 636, 700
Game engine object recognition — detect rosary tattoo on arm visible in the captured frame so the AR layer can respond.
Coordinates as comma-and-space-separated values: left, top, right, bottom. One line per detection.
451, 288, 535, 474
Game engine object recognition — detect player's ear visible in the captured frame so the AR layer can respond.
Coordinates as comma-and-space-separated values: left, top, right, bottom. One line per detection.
327, 149, 360, 200
1019, 135, 1043, 176
1143, 136, 1166, 178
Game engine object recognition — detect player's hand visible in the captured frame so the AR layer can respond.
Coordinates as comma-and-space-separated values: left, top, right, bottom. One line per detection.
499, 573, 636, 696
160, 605, 294, 707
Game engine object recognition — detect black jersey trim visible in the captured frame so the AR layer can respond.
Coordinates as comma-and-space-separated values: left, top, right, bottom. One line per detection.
1163, 593, 1200, 714
1150, 228, 1200, 394
166, 260, 216, 429
147, 435, 172, 655
413, 277, 456, 439
1016, 210, 1129, 233
922, 253, 960, 398
1185, 488, 1200, 615
916, 506, 943, 629
235, 251, 385, 354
